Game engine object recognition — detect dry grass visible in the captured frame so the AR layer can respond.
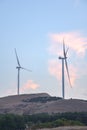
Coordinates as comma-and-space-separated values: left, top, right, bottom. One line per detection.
37, 126, 87, 130
0, 93, 87, 115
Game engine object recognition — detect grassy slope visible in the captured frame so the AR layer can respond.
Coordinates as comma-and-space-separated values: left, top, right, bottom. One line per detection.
37, 126, 87, 130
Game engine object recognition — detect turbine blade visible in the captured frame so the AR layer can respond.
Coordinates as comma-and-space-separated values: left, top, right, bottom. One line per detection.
65, 59, 72, 87
15, 48, 21, 66
65, 47, 69, 56
21, 67, 32, 72
63, 39, 66, 57
63, 39, 69, 57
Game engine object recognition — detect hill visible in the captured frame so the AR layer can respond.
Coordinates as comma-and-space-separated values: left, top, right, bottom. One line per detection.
0, 93, 87, 115
37, 126, 87, 130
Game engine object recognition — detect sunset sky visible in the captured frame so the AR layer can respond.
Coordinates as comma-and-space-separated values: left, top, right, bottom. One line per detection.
0, 0, 87, 99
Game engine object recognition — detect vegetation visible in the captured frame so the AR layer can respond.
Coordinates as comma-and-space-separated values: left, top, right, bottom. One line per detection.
0, 112, 87, 129
31, 118, 84, 129
0, 114, 25, 130
22, 96, 62, 103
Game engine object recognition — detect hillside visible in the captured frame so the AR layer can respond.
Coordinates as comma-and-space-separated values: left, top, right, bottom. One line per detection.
0, 93, 87, 115
37, 126, 87, 130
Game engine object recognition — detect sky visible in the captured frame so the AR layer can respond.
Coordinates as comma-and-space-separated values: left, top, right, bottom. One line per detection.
0, 0, 87, 99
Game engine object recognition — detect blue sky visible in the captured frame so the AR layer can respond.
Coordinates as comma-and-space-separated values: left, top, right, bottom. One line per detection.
0, 0, 87, 99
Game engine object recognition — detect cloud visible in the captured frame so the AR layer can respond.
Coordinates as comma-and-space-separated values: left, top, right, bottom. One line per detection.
0, 80, 40, 97
48, 59, 77, 86
67, 65, 78, 86
21, 80, 40, 93
48, 59, 61, 81
48, 31, 87, 86
49, 32, 87, 56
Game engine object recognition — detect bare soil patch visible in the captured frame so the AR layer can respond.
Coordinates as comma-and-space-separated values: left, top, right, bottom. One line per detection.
37, 126, 87, 130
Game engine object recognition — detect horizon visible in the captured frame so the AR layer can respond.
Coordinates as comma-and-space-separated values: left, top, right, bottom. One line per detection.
0, 92, 87, 101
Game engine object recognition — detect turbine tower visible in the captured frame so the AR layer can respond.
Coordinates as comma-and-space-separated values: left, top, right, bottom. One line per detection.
15, 49, 31, 95
59, 40, 72, 99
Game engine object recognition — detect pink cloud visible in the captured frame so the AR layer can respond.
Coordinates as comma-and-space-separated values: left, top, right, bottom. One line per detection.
48, 31, 87, 86
67, 65, 77, 86
49, 32, 87, 56
48, 59, 62, 81
21, 80, 40, 93
0, 80, 40, 97
48, 59, 77, 86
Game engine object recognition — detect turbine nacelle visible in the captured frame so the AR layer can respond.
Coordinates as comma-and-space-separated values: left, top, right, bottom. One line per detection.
58, 56, 67, 59
16, 66, 21, 69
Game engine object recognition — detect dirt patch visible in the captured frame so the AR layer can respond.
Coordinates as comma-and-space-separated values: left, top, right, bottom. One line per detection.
38, 126, 87, 130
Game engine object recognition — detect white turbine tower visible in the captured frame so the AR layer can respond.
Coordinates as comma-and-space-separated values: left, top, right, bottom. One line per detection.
59, 40, 72, 99
15, 49, 32, 95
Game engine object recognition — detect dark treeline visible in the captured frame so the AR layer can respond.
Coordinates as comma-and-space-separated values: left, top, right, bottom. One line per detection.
22, 96, 62, 103
23, 112, 87, 125
0, 112, 87, 130
0, 114, 25, 130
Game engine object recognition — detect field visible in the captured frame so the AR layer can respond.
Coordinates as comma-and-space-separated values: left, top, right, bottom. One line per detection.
37, 126, 87, 130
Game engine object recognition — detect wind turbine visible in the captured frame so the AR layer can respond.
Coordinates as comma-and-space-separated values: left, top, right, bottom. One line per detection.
15, 49, 31, 95
58, 40, 72, 99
